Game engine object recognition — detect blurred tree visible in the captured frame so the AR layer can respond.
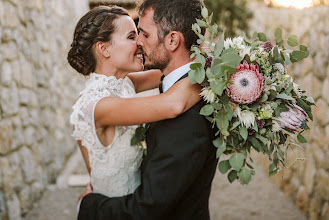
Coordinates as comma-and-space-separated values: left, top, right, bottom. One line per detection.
204, 0, 253, 38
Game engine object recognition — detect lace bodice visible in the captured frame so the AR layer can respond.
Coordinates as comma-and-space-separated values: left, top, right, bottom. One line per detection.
70, 73, 143, 197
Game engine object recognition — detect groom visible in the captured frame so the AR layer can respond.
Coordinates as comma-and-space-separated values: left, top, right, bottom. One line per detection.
78, 0, 218, 219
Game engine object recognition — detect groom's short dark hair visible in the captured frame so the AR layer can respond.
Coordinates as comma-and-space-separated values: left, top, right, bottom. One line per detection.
137, 0, 204, 50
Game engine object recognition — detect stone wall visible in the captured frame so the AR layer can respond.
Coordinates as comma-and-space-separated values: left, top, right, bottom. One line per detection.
249, 2, 329, 219
0, 0, 89, 219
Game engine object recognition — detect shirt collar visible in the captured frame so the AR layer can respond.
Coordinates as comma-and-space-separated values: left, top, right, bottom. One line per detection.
162, 62, 193, 92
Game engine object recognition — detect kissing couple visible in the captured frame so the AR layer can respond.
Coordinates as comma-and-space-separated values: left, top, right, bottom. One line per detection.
68, 0, 218, 219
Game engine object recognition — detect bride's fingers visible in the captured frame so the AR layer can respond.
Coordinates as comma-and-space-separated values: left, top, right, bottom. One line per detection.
78, 183, 93, 201
87, 182, 93, 190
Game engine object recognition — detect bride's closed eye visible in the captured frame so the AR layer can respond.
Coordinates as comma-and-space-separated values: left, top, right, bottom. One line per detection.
128, 34, 136, 40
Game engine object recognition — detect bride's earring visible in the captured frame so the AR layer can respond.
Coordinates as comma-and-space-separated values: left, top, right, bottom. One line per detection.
105, 50, 110, 57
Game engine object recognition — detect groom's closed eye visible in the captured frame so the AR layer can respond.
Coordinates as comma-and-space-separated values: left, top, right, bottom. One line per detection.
138, 28, 149, 38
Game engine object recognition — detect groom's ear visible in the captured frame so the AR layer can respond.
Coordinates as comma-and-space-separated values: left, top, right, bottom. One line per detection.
165, 31, 181, 52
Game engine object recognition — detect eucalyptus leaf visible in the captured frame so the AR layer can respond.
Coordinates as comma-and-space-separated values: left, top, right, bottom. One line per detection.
255, 134, 268, 146
230, 121, 240, 131
285, 82, 293, 95
252, 31, 259, 41
273, 151, 278, 166
221, 65, 236, 79
273, 46, 279, 61
228, 170, 238, 183
297, 98, 313, 120
239, 126, 248, 141
229, 153, 244, 171
218, 160, 231, 174
197, 39, 204, 44
300, 45, 309, 58
212, 138, 221, 148
194, 54, 206, 66
217, 138, 226, 157
274, 28, 283, 46
211, 57, 222, 76
196, 19, 209, 28
210, 78, 226, 95
221, 48, 242, 68
258, 32, 267, 42
218, 95, 230, 104
291, 50, 309, 63
239, 168, 251, 184
276, 93, 295, 101
248, 136, 262, 152
259, 93, 268, 102
269, 162, 276, 173
200, 105, 214, 116
130, 136, 140, 146
201, 7, 208, 19
214, 32, 225, 57
188, 69, 197, 84
190, 63, 202, 70
297, 134, 307, 143
215, 111, 229, 136
208, 12, 213, 24
275, 103, 289, 117
269, 169, 278, 177
224, 104, 233, 120
206, 68, 213, 79
287, 35, 298, 47
194, 67, 206, 84
211, 102, 223, 110
306, 96, 315, 105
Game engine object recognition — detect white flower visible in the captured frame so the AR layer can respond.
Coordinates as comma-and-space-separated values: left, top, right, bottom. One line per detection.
233, 105, 241, 117
249, 50, 258, 62
239, 110, 255, 129
293, 82, 302, 97
272, 120, 281, 132
200, 87, 216, 103
232, 36, 245, 48
239, 46, 251, 58
273, 63, 286, 74
224, 38, 233, 49
141, 141, 147, 150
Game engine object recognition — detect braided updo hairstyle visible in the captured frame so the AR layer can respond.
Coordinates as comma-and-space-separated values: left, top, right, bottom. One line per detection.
67, 6, 129, 76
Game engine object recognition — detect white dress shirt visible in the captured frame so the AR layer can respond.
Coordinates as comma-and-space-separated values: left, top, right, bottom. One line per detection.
161, 62, 193, 92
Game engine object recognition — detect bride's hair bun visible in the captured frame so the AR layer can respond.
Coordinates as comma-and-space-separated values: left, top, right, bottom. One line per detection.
67, 6, 129, 76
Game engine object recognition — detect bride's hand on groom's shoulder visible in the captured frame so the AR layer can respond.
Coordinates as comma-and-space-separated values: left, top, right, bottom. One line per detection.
78, 182, 93, 202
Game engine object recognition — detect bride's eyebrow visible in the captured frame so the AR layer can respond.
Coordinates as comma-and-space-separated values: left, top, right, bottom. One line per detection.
127, 30, 137, 36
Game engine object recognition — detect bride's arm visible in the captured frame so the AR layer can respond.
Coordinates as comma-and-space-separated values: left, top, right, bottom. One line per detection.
127, 69, 162, 93
94, 77, 201, 126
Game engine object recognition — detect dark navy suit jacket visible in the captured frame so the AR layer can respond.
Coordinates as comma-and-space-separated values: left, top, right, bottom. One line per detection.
78, 73, 218, 220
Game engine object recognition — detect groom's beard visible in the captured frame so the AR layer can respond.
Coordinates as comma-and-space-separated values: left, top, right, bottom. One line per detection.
144, 44, 170, 71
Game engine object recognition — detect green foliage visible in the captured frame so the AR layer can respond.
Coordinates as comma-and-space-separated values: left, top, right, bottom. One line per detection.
204, 0, 253, 38
188, 6, 314, 185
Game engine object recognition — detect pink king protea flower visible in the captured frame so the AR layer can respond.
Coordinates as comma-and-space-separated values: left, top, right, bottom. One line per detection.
274, 104, 307, 131
226, 61, 264, 104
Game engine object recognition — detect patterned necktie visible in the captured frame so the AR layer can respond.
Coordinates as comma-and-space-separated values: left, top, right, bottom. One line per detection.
159, 74, 165, 93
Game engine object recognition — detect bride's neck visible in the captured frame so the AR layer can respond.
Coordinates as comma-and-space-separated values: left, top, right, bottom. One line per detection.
94, 65, 127, 79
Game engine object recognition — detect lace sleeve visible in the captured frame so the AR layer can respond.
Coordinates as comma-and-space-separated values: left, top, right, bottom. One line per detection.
70, 92, 102, 150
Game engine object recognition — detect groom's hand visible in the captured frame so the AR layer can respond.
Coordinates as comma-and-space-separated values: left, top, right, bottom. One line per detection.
78, 182, 93, 202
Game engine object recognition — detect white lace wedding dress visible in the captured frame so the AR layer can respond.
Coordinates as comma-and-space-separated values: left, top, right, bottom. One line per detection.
70, 73, 143, 197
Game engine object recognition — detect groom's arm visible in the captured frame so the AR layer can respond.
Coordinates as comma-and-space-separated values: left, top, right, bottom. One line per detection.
78, 102, 214, 220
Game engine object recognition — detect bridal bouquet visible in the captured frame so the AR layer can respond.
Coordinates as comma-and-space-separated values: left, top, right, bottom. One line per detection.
189, 7, 315, 184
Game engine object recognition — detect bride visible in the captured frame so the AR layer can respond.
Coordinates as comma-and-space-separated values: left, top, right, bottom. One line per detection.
67, 6, 200, 197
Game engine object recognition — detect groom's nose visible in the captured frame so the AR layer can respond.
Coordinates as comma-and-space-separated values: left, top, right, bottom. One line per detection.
136, 35, 144, 47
